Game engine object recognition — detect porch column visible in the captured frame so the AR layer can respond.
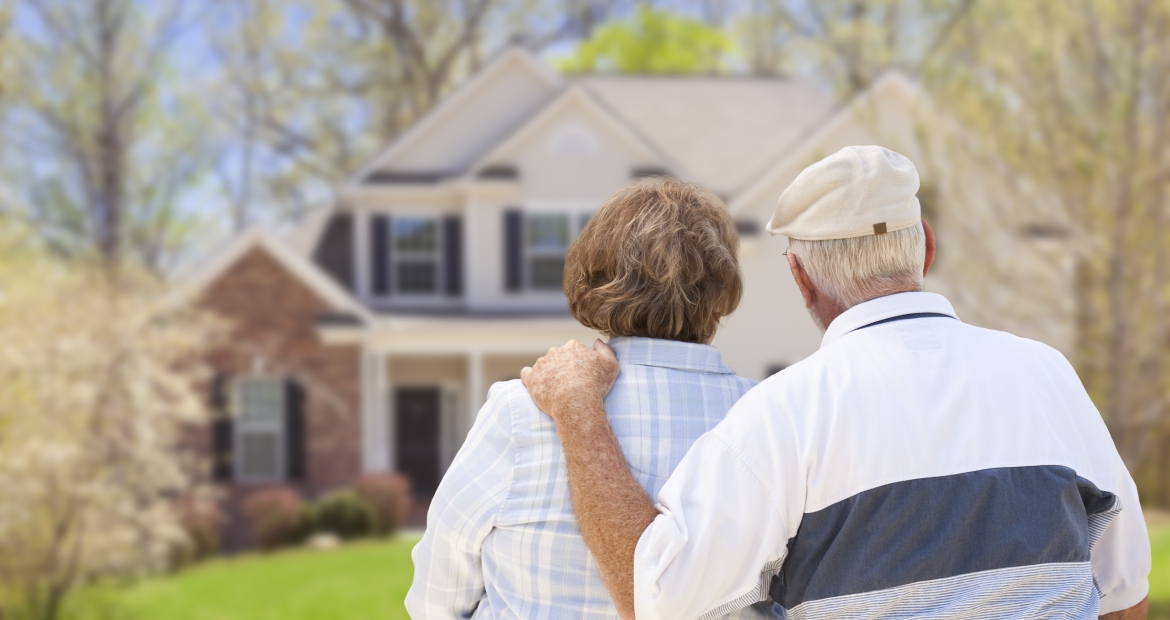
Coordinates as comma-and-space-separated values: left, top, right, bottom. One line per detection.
376, 352, 391, 471
353, 209, 369, 303
361, 348, 390, 472
468, 349, 484, 423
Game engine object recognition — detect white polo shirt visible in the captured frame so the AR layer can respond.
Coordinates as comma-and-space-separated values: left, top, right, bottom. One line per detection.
633, 292, 1151, 620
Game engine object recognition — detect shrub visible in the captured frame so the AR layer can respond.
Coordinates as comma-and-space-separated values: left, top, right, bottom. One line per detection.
172, 496, 222, 566
242, 487, 308, 550
312, 490, 376, 540
354, 473, 411, 536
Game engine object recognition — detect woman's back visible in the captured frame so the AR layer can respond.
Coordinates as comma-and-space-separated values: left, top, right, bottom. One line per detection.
408, 337, 777, 619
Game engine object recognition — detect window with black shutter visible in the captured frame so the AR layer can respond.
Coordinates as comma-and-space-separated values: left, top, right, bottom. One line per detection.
284, 379, 307, 481
442, 215, 463, 296
503, 209, 524, 292
371, 215, 391, 295
526, 213, 571, 290
392, 218, 441, 294
234, 377, 287, 483
210, 373, 233, 482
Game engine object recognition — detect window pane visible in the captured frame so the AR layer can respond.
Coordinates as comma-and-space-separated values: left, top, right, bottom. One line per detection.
238, 379, 283, 428
527, 214, 570, 251
238, 431, 281, 480
530, 256, 566, 290
395, 218, 438, 252
397, 260, 437, 293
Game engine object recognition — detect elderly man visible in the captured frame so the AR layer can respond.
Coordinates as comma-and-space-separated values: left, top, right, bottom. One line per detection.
521, 146, 1151, 620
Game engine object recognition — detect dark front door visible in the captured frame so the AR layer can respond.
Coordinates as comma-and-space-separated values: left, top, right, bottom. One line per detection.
395, 387, 441, 497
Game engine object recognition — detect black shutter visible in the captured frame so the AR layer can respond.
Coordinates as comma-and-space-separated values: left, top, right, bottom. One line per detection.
503, 209, 524, 292
285, 378, 307, 481
371, 215, 391, 295
210, 374, 233, 482
443, 215, 463, 296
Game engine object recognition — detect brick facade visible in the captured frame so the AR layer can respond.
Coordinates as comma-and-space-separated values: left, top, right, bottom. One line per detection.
198, 247, 362, 549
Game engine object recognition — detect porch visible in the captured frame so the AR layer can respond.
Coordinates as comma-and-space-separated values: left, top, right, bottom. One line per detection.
322, 313, 601, 502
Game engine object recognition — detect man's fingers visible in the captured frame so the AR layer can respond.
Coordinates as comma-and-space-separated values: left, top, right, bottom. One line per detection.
520, 366, 531, 387
593, 338, 616, 359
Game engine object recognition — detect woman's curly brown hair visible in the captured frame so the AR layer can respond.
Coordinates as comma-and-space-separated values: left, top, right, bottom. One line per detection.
565, 178, 742, 344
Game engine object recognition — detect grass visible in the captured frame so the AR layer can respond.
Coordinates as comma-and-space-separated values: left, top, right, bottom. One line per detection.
1152, 525, 1170, 619
70, 537, 418, 620
59, 526, 1170, 620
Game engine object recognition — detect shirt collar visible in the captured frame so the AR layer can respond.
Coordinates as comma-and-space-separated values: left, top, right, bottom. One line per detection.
608, 336, 735, 375
820, 291, 960, 349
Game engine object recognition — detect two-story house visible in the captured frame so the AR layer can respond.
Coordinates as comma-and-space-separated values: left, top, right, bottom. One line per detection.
176, 48, 1075, 546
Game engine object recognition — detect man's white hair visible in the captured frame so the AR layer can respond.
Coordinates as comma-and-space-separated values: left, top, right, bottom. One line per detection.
788, 223, 926, 311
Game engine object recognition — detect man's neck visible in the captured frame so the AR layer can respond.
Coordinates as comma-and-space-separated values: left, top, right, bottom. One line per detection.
813, 287, 924, 333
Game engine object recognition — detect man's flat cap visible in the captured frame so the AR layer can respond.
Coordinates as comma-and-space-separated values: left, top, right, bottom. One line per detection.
766, 145, 921, 241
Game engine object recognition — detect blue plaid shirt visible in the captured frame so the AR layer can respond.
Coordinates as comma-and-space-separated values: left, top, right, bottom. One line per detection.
407, 337, 782, 619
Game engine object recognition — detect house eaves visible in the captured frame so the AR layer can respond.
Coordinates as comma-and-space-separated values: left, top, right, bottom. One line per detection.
169, 228, 375, 326
347, 47, 562, 186
462, 84, 682, 180
728, 72, 924, 216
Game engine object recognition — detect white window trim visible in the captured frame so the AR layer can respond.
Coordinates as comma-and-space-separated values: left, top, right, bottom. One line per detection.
522, 203, 595, 295
367, 210, 464, 309
391, 215, 444, 298
233, 376, 287, 485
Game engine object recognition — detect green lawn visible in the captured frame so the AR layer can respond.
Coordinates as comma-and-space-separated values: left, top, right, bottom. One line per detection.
63, 527, 1170, 620
72, 537, 419, 620
1152, 525, 1170, 619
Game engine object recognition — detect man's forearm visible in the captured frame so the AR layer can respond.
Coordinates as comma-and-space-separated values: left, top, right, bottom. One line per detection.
1101, 597, 1147, 620
556, 396, 659, 619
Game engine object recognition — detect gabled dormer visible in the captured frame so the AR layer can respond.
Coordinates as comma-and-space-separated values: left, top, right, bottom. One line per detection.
327, 51, 672, 316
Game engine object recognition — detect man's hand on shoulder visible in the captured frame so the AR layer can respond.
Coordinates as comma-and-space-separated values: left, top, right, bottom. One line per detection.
522, 339, 650, 620
521, 339, 620, 425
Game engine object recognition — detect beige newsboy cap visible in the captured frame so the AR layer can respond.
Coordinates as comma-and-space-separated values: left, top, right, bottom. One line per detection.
766, 145, 921, 241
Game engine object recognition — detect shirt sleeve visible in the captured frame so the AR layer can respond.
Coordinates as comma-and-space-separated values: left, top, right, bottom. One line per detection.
405, 382, 516, 619
633, 387, 801, 620
1038, 345, 1151, 614
1092, 472, 1150, 614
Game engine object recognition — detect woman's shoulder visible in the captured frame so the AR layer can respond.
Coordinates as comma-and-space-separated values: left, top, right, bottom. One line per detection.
482, 379, 559, 442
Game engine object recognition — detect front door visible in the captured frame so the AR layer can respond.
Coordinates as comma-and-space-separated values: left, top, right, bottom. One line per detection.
395, 387, 441, 497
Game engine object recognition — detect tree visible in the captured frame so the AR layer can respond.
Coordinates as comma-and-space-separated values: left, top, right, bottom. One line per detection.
736, 0, 973, 94
925, 0, 1170, 502
0, 222, 220, 620
556, 5, 735, 74
208, 0, 628, 230
2, 0, 207, 271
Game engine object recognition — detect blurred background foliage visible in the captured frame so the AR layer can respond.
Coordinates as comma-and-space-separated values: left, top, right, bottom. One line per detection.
0, 0, 1169, 618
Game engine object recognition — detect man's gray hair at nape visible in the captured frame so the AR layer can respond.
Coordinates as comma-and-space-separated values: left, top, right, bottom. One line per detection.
786, 222, 926, 311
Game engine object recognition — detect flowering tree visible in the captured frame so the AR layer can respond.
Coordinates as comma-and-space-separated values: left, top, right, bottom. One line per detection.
0, 223, 219, 620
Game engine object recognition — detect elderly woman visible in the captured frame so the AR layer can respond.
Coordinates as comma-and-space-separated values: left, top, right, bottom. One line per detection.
406, 179, 778, 619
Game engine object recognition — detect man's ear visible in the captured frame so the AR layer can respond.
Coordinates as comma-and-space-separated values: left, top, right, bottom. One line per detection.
922, 219, 936, 277
787, 250, 816, 309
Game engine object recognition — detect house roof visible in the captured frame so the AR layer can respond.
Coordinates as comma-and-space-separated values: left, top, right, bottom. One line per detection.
575, 76, 837, 195
468, 84, 676, 176
169, 228, 374, 325
728, 71, 921, 214
350, 47, 562, 184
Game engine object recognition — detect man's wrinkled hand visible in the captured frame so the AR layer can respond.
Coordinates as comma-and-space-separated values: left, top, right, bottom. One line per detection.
521, 339, 619, 424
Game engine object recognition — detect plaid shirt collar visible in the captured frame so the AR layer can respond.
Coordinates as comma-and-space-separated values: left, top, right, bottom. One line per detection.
608, 336, 735, 375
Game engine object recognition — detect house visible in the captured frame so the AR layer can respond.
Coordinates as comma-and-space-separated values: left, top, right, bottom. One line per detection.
177, 48, 1074, 547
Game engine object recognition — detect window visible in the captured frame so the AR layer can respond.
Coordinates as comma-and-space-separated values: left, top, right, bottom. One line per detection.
504, 209, 594, 293
527, 213, 571, 290
235, 378, 286, 483
394, 217, 441, 294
